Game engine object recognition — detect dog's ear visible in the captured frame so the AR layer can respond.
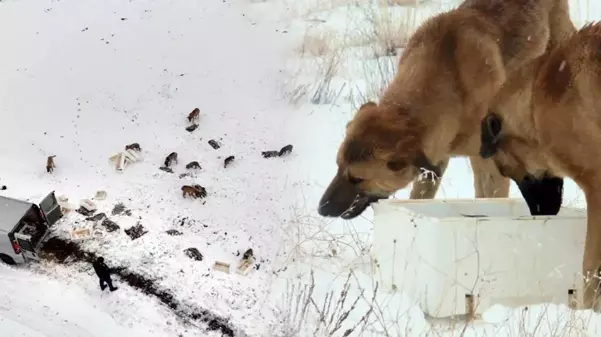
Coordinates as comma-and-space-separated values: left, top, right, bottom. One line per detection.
447, 28, 506, 113
480, 113, 503, 159
359, 101, 377, 110
344, 139, 372, 164
484, 113, 502, 138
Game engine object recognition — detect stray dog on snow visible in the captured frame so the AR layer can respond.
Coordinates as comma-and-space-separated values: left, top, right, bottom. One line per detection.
125, 143, 141, 152
164, 152, 178, 167
187, 108, 200, 123
181, 185, 206, 199
46, 155, 56, 173
186, 161, 201, 170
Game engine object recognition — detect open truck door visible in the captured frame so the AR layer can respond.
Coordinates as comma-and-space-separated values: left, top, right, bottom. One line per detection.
39, 191, 62, 226
12, 206, 51, 262
14, 231, 41, 261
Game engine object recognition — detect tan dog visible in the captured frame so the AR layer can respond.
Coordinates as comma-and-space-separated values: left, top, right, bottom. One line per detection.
187, 108, 200, 123
46, 155, 56, 173
480, 22, 601, 310
181, 185, 205, 199
318, 0, 575, 219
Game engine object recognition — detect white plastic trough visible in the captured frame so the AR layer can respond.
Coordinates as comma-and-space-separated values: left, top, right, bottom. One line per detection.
372, 198, 587, 318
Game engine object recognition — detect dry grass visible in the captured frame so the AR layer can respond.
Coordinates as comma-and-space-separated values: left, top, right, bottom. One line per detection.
285, 0, 454, 106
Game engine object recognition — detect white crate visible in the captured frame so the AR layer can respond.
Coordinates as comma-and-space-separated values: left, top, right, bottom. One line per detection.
371, 198, 587, 317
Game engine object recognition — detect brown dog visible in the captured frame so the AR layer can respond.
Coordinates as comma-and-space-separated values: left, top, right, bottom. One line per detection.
317, 0, 575, 219
46, 155, 56, 173
187, 108, 200, 123
479, 22, 601, 310
181, 185, 206, 199
125, 143, 141, 151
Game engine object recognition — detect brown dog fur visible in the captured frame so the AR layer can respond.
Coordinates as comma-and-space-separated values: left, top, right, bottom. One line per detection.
46, 155, 56, 173
480, 22, 601, 309
318, 0, 575, 218
187, 108, 200, 123
181, 185, 203, 199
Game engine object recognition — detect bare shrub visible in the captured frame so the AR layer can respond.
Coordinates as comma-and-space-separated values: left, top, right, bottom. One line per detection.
273, 270, 378, 337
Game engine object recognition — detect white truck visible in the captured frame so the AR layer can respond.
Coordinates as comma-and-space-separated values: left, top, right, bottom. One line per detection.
0, 191, 63, 265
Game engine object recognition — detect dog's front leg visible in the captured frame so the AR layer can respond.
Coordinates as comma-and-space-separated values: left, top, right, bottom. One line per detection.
582, 189, 601, 311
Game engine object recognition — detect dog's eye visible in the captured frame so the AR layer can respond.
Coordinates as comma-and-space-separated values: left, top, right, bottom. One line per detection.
348, 175, 364, 185
387, 160, 406, 171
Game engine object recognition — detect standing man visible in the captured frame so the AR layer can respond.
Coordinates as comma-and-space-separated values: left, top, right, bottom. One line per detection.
92, 256, 118, 292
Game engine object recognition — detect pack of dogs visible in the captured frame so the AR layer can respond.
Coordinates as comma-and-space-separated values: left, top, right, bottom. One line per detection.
317, 0, 601, 310
44, 111, 208, 202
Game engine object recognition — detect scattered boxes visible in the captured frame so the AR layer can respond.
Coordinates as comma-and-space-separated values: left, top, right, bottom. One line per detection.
57, 195, 76, 214
94, 190, 107, 200
236, 257, 254, 276
79, 199, 97, 212
109, 149, 142, 172
213, 261, 231, 274
70, 228, 93, 241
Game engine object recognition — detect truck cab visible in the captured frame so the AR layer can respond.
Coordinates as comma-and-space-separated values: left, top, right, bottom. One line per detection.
0, 191, 63, 265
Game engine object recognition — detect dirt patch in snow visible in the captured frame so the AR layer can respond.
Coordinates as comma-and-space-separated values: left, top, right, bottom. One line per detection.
112, 202, 132, 216
40, 237, 236, 337
124, 223, 148, 240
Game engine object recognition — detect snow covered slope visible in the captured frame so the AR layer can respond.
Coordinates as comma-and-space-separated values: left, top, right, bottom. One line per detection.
0, 0, 299, 335
0, 264, 192, 337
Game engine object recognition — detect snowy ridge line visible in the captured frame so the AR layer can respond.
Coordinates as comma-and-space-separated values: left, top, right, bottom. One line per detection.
40, 236, 238, 337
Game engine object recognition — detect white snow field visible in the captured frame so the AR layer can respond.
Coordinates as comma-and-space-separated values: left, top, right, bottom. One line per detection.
0, 0, 298, 335
0, 263, 194, 337
3, 0, 601, 336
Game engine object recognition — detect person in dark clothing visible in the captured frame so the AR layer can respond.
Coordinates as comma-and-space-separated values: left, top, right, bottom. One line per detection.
92, 256, 118, 292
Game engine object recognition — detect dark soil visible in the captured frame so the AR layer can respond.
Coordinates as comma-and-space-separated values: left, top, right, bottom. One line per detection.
159, 167, 174, 173
124, 223, 148, 240
224, 156, 235, 168
76, 207, 96, 216
112, 203, 132, 216
101, 218, 120, 233
185, 124, 199, 132
183, 248, 203, 261
40, 237, 235, 336
86, 212, 106, 222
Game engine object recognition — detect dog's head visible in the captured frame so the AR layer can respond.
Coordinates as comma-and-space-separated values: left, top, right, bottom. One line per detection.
317, 102, 443, 219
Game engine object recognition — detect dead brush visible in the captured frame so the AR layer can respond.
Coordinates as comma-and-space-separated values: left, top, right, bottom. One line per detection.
347, 3, 416, 57
310, 49, 345, 105
297, 26, 341, 58
275, 270, 378, 337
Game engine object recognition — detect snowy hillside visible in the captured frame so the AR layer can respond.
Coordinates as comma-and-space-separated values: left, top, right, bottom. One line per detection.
4, 0, 601, 336
0, 264, 192, 337
0, 0, 300, 335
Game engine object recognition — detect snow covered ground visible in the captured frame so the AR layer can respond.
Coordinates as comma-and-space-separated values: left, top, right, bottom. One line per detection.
0, 0, 298, 335
3, 0, 601, 336
0, 263, 199, 337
